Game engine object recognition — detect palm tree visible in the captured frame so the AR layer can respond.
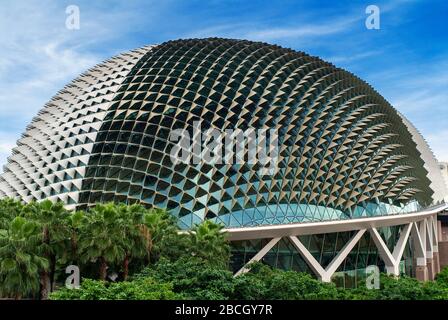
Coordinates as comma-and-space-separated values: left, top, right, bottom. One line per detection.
0, 198, 24, 229
188, 220, 230, 268
23, 200, 71, 299
117, 203, 148, 280
68, 210, 86, 267
77, 203, 127, 281
0, 217, 49, 299
143, 208, 179, 261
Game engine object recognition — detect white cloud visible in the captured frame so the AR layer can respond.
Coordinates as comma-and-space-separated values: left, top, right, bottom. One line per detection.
0, 0, 171, 168
241, 21, 355, 41
384, 63, 448, 118
324, 50, 384, 64
368, 60, 448, 163
0, 1, 105, 167
183, 12, 360, 42
426, 130, 448, 162
0, 133, 21, 170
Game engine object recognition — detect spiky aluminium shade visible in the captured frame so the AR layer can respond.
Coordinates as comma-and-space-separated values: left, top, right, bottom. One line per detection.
0, 38, 445, 229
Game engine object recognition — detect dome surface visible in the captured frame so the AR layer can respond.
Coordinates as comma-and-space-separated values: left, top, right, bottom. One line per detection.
0, 38, 444, 229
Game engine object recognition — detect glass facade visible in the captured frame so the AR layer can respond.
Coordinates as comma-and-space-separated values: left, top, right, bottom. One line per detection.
74, 39, 432, 229
0, 38, 441, 282
231, 225, 415, 287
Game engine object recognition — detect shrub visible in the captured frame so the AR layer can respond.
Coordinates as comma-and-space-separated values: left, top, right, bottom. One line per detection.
435, 266, 448, 286
232, 274, 268, 300
239, 263, 339, 300
137, 257, 235, 300
50, 278, 181, 300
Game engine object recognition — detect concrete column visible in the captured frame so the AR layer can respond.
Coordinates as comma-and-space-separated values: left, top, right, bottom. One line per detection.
433, 251, 441, 274
438, 241, 448, 269
412, 222, 428, 281
427, 258, 435, 280
415, 265, 429, 281
415, 257, 428, 281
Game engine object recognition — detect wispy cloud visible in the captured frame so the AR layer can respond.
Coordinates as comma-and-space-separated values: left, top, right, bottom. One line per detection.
378, 60, 448, 115
0, 1, 105, 168
186, 18, 356, 41
426, 130, 448, 162
368, 59, 448, 161
324, 50, 384, 64
243, 21, 353, 41
0, 1, 102, 119
0, 134, 21, 170
184, 14, 360, 42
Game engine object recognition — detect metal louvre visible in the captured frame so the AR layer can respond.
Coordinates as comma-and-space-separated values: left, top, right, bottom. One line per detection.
0, 46, 153, 207
0, 38, 444, 230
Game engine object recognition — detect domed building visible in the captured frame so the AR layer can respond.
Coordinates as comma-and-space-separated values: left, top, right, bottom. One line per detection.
0, 38, 447, 285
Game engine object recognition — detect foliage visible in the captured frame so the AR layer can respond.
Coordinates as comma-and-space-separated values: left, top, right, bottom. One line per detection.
187, 220, 230, 268
0, 198, 24, 229
337, 273, 448, 300
76, 203, 134, 280
22, 200, 72, 259
137, 256, 235, 300
233, 262, 340, 300
50, 278, 181, 300
435, 266, 448, 285
74, 203, 186, 280
114, 203, 149, 279
143, 208, 188, 262
0, 199, 197, 297
22, 200, 72, 298
0, 216, 49, 299
4, 197, 448, 301
375, 274, 427, 300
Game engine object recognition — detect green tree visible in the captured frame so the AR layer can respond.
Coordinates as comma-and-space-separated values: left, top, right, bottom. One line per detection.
188, 220, 230, 268
375, 274, 426, 300
232, 275, 268, 300
50, 277, 181, 300
0, 216, 49, 299
139, 256, 235, 299
23, 200, 71, 299
77, 203, 128, 280
235, 263, 339, 300
435, 266, 448, 286
0, 198, 24, 229
143, 207, 187, 262
117, 203, 149, 280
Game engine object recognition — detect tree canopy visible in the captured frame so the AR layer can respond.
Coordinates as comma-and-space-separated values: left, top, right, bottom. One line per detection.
1, 198, 448, 300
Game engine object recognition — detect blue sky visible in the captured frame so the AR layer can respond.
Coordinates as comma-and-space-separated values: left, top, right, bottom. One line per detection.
0, 0, 447, 166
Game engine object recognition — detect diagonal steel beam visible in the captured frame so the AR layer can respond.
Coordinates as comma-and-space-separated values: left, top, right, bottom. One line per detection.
289, 235, 327, 280
325, 229, 366, 278
234, 237, 281, 277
